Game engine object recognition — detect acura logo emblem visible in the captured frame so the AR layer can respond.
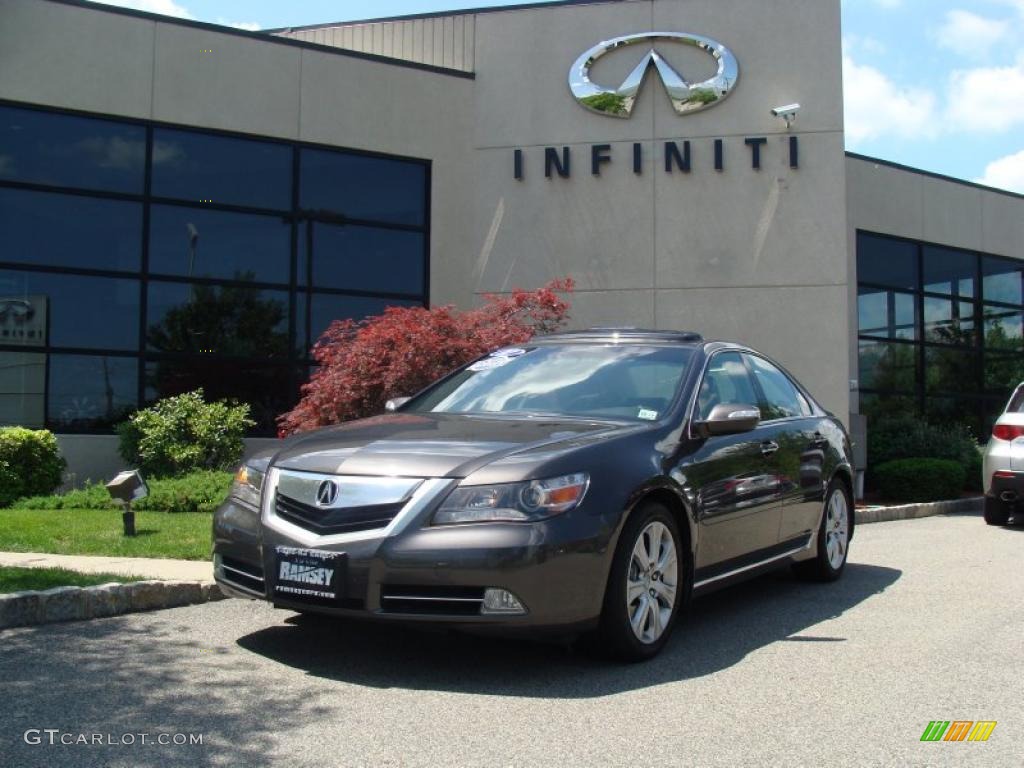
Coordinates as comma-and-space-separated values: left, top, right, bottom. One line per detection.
569, 32, 739, 118
316, 479, 339, 507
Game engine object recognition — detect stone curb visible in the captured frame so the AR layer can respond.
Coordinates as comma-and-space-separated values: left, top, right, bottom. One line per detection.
855, 496, 983, 525
0, 579, 226, 630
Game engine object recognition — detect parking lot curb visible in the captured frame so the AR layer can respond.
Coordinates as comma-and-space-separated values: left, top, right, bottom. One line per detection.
0, 580, 226, 629
855, 496, 983, 525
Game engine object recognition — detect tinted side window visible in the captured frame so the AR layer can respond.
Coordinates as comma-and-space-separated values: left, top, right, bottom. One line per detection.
696, 351, 759, 420
746, 355, 811, 420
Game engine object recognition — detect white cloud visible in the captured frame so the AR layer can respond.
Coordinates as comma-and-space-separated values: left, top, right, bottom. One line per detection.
843, 55, 938, 142
225, 20, 261, 31
976, 149, 1024, 192
946, 59, 1024, 132
934, 10, 1010, 58
89, 0, 193, 19
843, 34, 887, 57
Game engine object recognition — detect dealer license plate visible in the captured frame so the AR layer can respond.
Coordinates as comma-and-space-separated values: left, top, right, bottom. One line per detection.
273, 546, 345, 601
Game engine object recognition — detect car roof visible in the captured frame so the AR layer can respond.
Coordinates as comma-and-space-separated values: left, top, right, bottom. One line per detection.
534, 327, 704, 344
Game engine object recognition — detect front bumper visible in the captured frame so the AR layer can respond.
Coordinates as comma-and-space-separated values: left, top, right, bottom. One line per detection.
212, 472, 615, 633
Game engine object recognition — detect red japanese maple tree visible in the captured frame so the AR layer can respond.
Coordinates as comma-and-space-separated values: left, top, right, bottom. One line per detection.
278, 278, 574, 435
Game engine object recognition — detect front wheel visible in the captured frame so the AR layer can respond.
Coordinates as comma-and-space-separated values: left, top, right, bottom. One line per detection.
793, 479, 850, 582
597, 502, 688, 662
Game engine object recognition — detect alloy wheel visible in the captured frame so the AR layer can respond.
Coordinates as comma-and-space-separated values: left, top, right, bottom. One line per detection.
825, 489, 849, 570
626, 521, 679, 644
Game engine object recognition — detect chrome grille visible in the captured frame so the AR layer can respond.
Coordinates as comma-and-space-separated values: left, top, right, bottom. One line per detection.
219, 555, 265, 596
380, 585, 486, 616
275, 492, 404, 535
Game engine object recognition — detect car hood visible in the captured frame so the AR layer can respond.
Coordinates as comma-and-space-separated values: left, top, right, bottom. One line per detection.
272, 412, 637, 479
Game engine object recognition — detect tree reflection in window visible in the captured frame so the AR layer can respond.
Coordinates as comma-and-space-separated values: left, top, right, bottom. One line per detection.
146, 278, 289, 359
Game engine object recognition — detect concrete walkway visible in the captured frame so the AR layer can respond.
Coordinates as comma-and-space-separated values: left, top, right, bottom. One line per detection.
0, 552, 213, 581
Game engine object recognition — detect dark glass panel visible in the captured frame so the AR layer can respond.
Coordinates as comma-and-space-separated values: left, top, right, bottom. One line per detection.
0, 105, 145, 193
149, 205, 291, 284
984, 353, 1024, 394
856, 233, 918, 290
858, 340, 916, 391
922, 246, 976, 297
859, 392, 916, 425
309, 223, 424, 294
924, 396, 982, 435
300, 148, 426, 227
924, 347, 978, 395
0, 271, 138, 350
982, 256, 1024, 306
0, 351, 45, 428
303, 293, 421, 351
47, 354, 137, 432
151, 128, 291, 210
144, 359, 293, 436
0, 187, 142, 272
923, 297, 976, 345
983, 305, 1023, 352
857, 287, 915, 339
146, 280, 290, 359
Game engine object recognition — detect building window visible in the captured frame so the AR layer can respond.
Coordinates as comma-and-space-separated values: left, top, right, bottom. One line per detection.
0, 102, 430, 434
857, 231, 1024, 437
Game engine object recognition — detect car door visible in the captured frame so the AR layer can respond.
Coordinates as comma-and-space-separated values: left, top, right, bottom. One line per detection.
744, 353, 825, 547
686, 351, 785, 579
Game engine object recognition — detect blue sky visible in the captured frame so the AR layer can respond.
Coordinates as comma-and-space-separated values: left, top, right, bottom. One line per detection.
91, 0, 1024, 194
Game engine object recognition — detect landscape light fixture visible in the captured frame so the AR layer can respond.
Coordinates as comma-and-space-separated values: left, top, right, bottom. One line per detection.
106, 469, 149, 537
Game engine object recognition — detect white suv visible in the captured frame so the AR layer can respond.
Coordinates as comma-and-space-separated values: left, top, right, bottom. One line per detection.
982, 383, 1024, 525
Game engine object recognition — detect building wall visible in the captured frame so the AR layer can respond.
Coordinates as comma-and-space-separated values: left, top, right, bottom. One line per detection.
845, 154, 1024, 419
465, 0, 850, 419
276, 15, 476, 73
0, 0, 478, 311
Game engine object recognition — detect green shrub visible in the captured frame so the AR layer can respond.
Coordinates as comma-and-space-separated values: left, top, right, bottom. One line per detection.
118, 389, 254, 478
867, 415, 978, 491
12, 470, 234, 514
874, 458, 965, 503
964, 446, 984, 493
0, 427, 65, 505
0, 460, 21, 508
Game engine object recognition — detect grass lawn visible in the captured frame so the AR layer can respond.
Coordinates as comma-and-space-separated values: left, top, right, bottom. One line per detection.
0, 508, 212, 561
0, 565, 142, 593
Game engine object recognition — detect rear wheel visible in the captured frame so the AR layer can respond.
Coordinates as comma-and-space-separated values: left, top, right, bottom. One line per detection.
794, 479, 850, 582
984, 496, 1010, 526
597, 502, 688, 662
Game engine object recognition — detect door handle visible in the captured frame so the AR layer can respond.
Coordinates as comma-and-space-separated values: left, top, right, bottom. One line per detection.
760, 440, 779, 456
811, 432, 828, 447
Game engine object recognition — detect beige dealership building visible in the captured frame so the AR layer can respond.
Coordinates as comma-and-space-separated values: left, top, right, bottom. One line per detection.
1, 0, 1023, 482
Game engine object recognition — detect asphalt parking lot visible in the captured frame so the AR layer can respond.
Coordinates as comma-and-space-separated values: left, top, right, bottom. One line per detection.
2, 511, 1021, 768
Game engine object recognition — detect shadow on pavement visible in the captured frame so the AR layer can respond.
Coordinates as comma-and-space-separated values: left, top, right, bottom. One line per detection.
237, 562, 901, 698
1, 613, 328, 767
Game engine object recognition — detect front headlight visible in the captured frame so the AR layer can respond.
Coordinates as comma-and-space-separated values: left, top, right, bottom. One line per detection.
432, 472, 590, 525
231, 463, 266, 509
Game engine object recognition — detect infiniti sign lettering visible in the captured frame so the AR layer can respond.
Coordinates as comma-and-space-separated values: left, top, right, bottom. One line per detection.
568, 31, 739, 117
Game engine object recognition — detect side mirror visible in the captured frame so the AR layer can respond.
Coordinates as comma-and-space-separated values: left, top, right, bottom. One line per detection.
697, 403, 760, 437
385, 397, 411, 412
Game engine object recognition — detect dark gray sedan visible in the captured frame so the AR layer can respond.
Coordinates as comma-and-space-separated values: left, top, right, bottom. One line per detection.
214, 329, 854, 661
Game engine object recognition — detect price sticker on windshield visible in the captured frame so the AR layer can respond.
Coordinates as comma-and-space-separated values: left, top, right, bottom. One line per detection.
638, 408, 659, 421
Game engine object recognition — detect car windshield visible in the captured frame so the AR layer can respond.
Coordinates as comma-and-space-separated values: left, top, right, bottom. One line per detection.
404, 344, 694, 421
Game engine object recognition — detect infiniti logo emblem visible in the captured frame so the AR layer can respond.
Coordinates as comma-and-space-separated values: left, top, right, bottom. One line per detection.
568, 31, 739, 118
316, 479, 339, 507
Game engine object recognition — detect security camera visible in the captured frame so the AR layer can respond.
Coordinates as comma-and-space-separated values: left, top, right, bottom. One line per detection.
771, 103, 801, 119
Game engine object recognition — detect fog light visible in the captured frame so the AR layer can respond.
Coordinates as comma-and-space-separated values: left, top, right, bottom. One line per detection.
481, 588, 526, 615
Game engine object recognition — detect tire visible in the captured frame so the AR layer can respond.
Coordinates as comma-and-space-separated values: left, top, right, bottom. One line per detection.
984, 496, 1010, 526
793, 479, 851, 582
597, 501, 689, 662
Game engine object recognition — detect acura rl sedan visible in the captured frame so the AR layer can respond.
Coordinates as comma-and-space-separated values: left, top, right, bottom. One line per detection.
214, 329, 855, 661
